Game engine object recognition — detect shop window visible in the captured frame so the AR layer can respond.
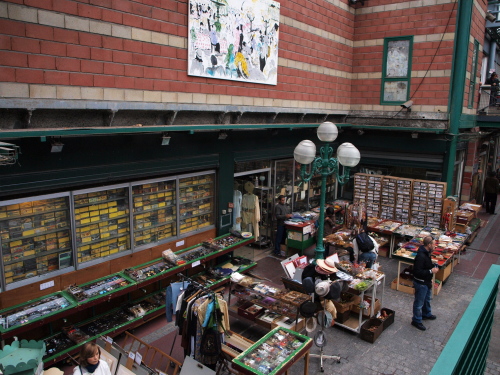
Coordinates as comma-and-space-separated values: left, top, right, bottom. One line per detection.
381, 36, 413, 105
0, 193, 73, 286
73, 185, 131, 264
468, 40, 479, 108
132, 178, 177, 249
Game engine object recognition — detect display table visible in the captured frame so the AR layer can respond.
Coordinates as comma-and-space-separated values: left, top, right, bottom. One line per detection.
367, 219, 402, 257
232, 326, 312, 375
284, 220, 316, 255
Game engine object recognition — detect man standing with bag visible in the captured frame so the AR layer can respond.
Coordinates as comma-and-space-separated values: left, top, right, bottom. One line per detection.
411, 236, 439, 331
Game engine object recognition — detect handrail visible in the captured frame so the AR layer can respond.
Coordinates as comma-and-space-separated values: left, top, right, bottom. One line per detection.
430, 265, 500, 375
122, 331, 182, 375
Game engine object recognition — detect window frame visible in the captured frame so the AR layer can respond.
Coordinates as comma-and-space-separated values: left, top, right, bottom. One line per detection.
468, 39, 479, 109
380, 35, 414, 105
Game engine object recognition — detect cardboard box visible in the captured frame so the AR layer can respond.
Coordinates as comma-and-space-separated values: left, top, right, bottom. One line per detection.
391, 278, 415, 295
351, 296, 381, 318
237, 301, 265, 321
333, 292, 359, 314
454, 223, 467, 234
435, 262, 452, 282
378, 246, 389, 257
433, 280, 442, 296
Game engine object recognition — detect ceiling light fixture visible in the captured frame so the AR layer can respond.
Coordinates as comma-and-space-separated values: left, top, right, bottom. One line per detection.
161, 133, 171, 146
50, 138, 64, 153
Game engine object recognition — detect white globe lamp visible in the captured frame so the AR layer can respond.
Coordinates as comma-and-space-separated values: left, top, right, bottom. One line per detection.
317, 122, 339, 143
293, 140, 316, 165
337, 142, 361, 167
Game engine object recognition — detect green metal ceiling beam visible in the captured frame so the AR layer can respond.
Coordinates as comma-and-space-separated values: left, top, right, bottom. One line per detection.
0, 123, 446, 139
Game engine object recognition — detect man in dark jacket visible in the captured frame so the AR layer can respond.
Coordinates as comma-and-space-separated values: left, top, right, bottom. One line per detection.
274, 195, 292, 256
411, 236, 439, 331
484, 171, 500, 214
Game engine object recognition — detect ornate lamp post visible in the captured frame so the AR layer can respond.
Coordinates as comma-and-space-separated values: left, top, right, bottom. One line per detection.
294, 122, 361, 261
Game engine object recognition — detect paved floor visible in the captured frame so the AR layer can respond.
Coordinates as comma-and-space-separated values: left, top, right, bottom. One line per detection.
231, 205, 500, 374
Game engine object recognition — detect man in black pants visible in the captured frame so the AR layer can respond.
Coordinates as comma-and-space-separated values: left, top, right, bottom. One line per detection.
411, 236, 439, 331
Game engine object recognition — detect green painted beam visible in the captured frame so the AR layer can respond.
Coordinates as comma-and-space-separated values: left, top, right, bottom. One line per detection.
430, 265, 499, 375
444, 0, 474, 195
0, 123, 446, 139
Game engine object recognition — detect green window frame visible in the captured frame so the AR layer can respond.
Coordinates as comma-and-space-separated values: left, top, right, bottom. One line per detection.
468, 39, 479, 108
380, 36, 414, 105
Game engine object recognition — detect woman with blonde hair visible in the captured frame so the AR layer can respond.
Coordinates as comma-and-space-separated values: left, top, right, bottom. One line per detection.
73, 342, 111, 375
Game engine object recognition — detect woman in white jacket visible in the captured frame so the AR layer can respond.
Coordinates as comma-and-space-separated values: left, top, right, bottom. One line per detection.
73, 342, 111, 375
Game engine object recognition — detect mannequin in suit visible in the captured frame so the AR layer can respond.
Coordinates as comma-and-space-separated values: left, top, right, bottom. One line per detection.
241, 181, 260, 238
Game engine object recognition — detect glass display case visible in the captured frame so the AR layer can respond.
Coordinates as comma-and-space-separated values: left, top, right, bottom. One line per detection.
232, 326, 312, 375
178, 173, 215, 234
73, 184, 130, 264
0, 193, 73, 286
132, 178, 177, 249
65, 273, 134, 303
0, 291, 76, 334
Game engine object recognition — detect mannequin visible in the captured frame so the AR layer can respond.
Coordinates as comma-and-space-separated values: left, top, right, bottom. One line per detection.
241, 181, 260, 238
233, 181, 242, 231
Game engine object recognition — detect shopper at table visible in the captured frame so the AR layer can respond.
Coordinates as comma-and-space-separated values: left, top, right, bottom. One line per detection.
352, 230, 378, 268
411, 236, 439, 331
273, 195, 292, 256
484, 171, 499, 214
74, 342, 111, 375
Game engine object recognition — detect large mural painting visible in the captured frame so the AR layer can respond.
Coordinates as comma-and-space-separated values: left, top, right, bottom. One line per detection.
188, 0, 280, 85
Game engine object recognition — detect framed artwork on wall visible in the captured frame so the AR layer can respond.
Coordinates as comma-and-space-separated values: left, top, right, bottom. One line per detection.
188, 0, 280, 85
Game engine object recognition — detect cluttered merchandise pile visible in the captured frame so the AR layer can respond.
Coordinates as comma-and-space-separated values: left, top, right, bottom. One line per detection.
278, 253, 395, 346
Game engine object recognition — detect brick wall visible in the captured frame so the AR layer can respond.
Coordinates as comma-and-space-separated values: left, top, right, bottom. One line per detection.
352, 0, 458, 112
0, 0, 356, 111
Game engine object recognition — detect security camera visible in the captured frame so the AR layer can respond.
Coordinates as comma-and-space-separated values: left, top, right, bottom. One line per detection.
401, 100, 413, 109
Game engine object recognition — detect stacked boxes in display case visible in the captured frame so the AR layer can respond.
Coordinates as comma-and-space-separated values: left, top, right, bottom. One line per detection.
132, 179, 177, 248
178, 173, 214, 234
353, 174, 382, 218
73, 186, 130, 264
0, 195, 72, 285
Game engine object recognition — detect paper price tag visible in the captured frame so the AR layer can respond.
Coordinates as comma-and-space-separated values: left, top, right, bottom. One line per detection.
105, 336, 113, 344
128, 352, 135, 360
192, 260, 201, 268
135, 352, 142, 365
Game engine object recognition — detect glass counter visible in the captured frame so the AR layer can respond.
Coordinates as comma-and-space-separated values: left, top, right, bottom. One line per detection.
0, 291, 76, 333
65, 273, 135, 303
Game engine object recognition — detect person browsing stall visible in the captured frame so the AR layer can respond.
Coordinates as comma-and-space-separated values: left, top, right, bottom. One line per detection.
411, 236, 439, 331
352, 229, 378, 268
273, 195, 292, 256
74, 342, 111, 375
